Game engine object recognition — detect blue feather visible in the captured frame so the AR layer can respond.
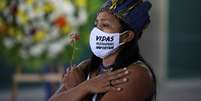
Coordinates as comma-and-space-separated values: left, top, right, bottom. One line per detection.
101, 0, 152, 34
114, 0, 138, 13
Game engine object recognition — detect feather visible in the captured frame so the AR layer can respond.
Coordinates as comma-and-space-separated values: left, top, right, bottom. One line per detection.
102, 0, 152, 34
110, 0, 119, 9
114, 0, 138, 13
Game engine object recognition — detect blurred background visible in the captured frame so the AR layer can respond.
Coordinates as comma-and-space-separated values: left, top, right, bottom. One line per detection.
0, 0, 201, 101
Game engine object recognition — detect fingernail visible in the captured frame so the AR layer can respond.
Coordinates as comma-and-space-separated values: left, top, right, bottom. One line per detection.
125, 71, 129, 74
117, 88, 122, 91
123, 78, 127, 82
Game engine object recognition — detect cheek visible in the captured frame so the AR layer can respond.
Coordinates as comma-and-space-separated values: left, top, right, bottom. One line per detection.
102, 25, 121, 33
112, 21, 122, 32
102, 28, 114, 33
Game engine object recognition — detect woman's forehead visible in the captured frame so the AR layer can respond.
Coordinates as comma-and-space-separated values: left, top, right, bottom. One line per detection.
96, 11, 118, 22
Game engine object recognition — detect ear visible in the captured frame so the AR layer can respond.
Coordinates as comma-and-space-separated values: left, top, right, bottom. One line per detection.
121, 30, 135, 43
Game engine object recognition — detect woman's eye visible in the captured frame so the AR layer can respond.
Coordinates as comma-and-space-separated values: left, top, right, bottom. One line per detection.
102, 24, 109, 28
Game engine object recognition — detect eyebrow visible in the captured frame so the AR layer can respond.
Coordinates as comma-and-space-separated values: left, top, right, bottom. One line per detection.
95, 18, 113, 25
96, 18, 106, 23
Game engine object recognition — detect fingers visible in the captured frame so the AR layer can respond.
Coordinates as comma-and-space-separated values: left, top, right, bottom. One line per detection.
101, 68, 129, 92
104, 86, 122, 92
107, 69, 129, 81
62, 64, 77, 82
63, 68, 70, 78
110, 86, 122, 91
106, 78, 128, 92
110, 78, 128, 86
67, 64, 76, 72
65, 64, 77, 73
86, 68, 129, 94
107, 67, 127, 76
65, 67, 70, 73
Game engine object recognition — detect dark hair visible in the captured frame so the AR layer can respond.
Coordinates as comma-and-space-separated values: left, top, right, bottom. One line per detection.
89, 10, 156, 101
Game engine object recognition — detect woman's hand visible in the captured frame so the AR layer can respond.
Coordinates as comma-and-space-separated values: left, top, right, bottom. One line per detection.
50, 67, 129, 101
62, 65, 85, 90
81, 68, 129, 94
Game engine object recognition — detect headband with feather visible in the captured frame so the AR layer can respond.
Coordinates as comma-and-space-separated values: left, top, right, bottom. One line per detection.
101, 0, 151, 38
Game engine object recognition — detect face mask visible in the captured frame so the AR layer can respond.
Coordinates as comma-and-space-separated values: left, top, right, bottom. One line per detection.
89, 27, 127, 59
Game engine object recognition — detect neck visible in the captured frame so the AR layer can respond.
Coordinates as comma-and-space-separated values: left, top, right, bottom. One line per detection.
102, 50, 119, 68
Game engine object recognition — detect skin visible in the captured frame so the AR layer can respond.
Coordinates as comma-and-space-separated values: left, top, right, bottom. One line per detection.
49, 11, 153, 101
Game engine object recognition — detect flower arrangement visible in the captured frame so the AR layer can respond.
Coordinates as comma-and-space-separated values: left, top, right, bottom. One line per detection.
0, 0, 88, 69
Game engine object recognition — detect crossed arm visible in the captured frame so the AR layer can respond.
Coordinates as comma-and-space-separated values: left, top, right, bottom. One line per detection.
101, 64, 154, 101
49, 62, 154, 101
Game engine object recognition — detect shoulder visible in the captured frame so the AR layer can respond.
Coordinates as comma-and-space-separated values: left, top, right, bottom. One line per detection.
63, 58, 91, 86
127, 63, 154, 92
76, 58, 91, 69
124, 63, 154, 95
127, 63, 153, 84
74, 58, 91, 76
101, 64, 154, 101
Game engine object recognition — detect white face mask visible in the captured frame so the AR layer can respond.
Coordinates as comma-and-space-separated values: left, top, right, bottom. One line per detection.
89, 27, 127, 59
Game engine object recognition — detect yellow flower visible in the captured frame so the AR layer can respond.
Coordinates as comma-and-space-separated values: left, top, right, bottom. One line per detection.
26, 0, 34, 6
0, 0, 7, 11
17, 10, 29, 25
33, 31, 47, 42
61, 25, 71, 34
75, 0, 87, 7
43, 2, 55, 13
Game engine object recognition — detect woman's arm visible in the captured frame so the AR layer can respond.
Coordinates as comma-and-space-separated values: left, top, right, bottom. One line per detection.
62, 59, 90, 90
49, 67, 130, 101
100, 64, 154, 101
49, 59, 90, 101
48, 82, 89, 101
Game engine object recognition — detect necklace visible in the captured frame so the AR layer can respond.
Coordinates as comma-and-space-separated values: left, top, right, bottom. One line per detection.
100, 64, 114, 73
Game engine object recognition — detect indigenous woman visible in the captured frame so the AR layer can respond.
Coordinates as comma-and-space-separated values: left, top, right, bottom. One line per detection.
49, 0, 156, 101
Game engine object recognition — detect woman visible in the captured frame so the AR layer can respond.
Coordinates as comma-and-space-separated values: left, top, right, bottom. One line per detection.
49, 0, 156, 101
